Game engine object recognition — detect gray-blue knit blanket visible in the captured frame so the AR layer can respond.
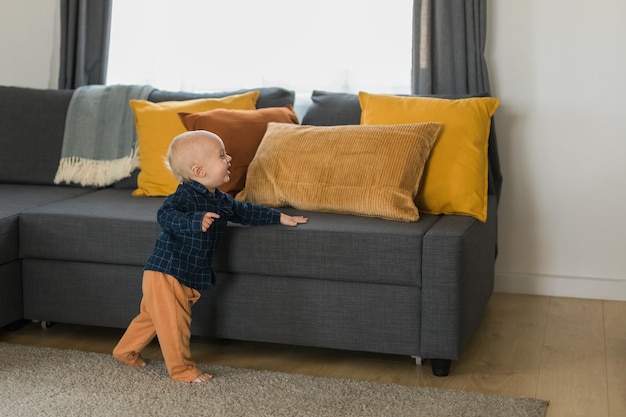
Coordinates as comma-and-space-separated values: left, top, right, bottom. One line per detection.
54, 84, 155, 187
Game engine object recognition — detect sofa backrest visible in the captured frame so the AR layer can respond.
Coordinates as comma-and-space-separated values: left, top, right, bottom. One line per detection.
0, 85, 501, 202
0, 85, 295, 188
0, 86, 73, 185
147, 87, 295, 109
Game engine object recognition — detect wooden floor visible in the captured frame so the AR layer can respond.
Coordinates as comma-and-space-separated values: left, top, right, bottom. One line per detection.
1, 293, 624, 417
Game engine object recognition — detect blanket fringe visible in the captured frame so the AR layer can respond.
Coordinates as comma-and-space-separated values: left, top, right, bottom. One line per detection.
54, 149, 139, 187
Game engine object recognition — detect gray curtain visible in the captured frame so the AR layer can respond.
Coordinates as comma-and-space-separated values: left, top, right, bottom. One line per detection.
412, 0, 490, 96
58, 0, 112, 89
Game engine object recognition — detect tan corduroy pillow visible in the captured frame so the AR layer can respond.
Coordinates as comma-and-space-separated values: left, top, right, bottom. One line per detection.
236, 122, 442, 222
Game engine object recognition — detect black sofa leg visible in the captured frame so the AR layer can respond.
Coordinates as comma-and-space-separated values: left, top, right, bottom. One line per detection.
430, 359, 451, 377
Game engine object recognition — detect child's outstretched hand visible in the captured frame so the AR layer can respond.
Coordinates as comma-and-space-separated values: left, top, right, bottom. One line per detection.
202, 212, 220, 232
280, 213, 308, 227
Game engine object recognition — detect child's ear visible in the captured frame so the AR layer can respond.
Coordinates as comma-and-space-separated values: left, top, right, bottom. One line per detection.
190, 164, 204, 177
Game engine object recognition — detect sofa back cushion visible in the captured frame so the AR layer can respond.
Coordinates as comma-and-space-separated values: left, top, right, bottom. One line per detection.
0, 86, 73, 185
147, 86, 295, 109
0, 85, 294, 189
301, 90, 361, 126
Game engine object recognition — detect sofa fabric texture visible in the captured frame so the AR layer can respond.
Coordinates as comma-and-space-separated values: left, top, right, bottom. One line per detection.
0, 183, 93, 327
1, 85, 499, 376
0, 86, 73, 185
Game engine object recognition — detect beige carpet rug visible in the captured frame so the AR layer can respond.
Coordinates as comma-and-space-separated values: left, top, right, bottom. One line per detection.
0, 342, 548, 417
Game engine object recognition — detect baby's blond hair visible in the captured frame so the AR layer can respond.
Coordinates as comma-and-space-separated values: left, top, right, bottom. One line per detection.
165, 131, 209, 182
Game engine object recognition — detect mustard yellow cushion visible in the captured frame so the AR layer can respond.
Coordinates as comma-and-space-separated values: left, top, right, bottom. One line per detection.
130, 90, 259, 196
359, 92, 500, 222
236, 122, 441, 222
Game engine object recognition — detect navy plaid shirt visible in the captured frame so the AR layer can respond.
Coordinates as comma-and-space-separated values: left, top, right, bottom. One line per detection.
145, 180, 281, 290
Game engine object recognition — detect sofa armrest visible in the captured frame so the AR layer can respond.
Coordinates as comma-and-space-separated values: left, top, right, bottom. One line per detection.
419, 195, 497, 360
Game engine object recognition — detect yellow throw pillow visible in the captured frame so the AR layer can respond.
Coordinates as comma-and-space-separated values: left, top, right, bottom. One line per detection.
359, 92, 500, 222
130, 90, 259, 196
236, 122, 441, 222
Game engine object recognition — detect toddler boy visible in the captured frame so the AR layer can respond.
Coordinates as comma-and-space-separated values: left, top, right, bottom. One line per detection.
113, 130, 307, 383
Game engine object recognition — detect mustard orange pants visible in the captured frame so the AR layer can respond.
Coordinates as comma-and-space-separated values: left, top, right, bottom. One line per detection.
112, 270, 202, 382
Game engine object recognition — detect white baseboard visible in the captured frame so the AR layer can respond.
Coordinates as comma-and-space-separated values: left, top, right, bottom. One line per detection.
495, 271, 626, 301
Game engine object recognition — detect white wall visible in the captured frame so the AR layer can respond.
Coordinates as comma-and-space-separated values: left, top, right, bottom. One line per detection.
1, 1, 625, 301
0, 1, 59, 88
488, 0, 626, 301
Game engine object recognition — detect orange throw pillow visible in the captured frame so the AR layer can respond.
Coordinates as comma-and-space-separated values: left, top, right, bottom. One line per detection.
179, 106, 299, 196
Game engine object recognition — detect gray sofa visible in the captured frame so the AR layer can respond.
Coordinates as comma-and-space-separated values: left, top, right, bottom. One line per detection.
0, 85, 501, 377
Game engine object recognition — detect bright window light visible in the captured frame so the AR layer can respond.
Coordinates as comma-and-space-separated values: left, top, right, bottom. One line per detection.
107, 0, 412, 106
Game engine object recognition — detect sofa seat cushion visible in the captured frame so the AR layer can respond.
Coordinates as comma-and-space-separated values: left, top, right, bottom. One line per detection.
20, 188, 441, 287
0, 184, 93, 264
19, 188, 164, 266
214, 208, 441, 287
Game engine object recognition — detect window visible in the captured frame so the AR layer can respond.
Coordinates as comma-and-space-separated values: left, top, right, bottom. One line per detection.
107, 0, 412, 110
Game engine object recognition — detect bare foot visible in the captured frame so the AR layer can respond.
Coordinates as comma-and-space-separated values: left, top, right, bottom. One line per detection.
191, 372, 214, 383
